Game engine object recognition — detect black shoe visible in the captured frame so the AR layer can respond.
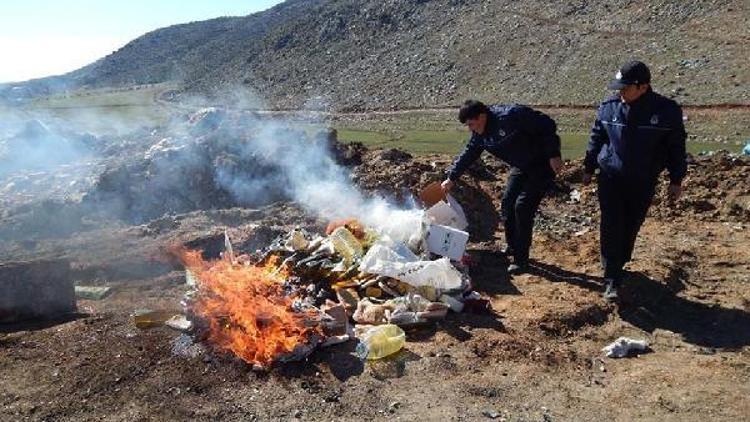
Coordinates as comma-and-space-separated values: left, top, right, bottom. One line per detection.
501, 246, 515, 256
603, 278, 619, 302
507, 263, 528, 275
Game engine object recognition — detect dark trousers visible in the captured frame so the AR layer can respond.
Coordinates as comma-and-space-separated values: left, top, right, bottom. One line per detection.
501, 169, 551, 265
597, 174, 656, 282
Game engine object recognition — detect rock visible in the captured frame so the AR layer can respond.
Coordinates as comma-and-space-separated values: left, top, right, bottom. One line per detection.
0, 260, 76, 323
482, 409, 501, 419
74, 285, 113, 300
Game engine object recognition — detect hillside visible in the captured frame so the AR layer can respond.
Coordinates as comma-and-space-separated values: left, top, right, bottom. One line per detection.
2, 0, 749, 110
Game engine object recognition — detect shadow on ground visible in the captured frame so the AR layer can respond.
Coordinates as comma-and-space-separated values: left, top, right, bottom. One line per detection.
619, 271, 750, 349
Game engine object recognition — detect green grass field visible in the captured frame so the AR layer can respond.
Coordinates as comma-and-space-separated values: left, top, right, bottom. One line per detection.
335, 127, 733, 158
19, 84, 173, 134
3, 86, 742, 156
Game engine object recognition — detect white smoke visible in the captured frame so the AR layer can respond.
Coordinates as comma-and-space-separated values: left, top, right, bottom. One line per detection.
216, 113, 423, 241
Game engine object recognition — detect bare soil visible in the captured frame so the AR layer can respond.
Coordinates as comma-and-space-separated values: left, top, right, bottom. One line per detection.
1, 149, 749, 421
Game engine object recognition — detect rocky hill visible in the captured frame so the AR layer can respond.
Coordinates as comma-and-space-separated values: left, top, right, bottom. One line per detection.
3, 0, 748, 110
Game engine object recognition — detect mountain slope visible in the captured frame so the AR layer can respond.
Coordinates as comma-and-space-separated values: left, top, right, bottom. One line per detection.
4, 0, 748, 109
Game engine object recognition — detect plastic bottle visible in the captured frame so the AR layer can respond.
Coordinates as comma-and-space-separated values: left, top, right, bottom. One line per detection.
329, 227, 363, 265
355, 324, 406, 360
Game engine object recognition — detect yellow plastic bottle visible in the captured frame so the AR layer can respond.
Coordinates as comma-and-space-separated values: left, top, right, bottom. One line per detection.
329, 227, 363, 265
356, 324, 406, 360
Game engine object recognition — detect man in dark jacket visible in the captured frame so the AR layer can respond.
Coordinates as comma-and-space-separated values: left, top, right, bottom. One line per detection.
442, 100, 563, 274
583, 60, 687, 301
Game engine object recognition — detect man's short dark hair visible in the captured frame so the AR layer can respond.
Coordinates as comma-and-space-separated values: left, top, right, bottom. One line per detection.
458, 100, 488, 123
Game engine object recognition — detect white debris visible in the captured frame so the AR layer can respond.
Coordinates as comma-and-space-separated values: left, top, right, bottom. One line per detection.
569, 189, 582, 203
359, 238, 463, 290
425, 195, 468, 231
285, 228, 309, 251
165, 315, 194, 332
602, 337, 649, 358
439, 294, 465, 313
185, 269, 198, 287
425, 223, 469, 261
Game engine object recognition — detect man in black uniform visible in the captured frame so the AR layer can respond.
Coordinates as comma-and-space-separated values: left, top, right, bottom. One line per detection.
583, 61, 687, 301
441, 100, 563, 274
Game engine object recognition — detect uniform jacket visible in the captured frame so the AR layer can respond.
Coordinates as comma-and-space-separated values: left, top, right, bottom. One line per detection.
584, 90, 687, 185
448, 104, 561, 181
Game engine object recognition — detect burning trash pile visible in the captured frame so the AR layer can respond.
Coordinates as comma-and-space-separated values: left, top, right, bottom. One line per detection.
176, 188, 481, 370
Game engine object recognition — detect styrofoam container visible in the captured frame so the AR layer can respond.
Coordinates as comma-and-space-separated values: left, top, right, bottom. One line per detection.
425, 224, 469, 261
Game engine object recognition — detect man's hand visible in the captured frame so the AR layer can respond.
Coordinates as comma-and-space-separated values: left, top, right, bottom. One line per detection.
549, 157, 563, 174
667, 183, 683, 202
582, 172, 593, 185
440, 179, 454, 194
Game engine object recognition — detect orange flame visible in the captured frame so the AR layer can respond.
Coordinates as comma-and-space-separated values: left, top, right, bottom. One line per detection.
181, 249, 319, 368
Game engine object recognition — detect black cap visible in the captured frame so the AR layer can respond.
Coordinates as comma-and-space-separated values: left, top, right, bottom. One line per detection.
607, 61, 651, 90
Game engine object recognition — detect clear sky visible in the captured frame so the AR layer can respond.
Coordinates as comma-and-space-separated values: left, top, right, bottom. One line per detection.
0, 0, 285, 83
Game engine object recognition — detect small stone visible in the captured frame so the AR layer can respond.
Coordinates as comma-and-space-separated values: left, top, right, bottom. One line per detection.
74, 285, 113, 300
483, 409, 500, 419
293, 409, 302, 418
388, 401, 401, 412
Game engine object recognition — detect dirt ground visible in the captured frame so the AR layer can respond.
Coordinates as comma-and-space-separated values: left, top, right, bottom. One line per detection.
1, 148, 749, 421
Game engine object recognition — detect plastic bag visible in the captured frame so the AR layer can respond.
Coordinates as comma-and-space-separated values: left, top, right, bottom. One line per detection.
425, 194, 468, 231
363, 249, 463, 290
602, 337, 649, 358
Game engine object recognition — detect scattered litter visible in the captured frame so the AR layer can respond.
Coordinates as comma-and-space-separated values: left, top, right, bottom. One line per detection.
74, 285, 113, 300
440, 294, 465, 313
185, 269, 197, 287
133, 310, 179, 329
353, 299, 392, 325
482, 409, 501, 419
569, 189, 582, 203
329, 226, 364, 265
743, 141, 750, 156
321, 333, 351, 348
425, 195, 468, 231
285, 227, 310, 251
602, 337, 650, 358
425, 223, 469, 260
355, 324, 405, 360
171, 333, 205, 358
359, 238, 464, 290
173, 194, 478, 367
573, 227, 590, 237
165, 315, 193, 332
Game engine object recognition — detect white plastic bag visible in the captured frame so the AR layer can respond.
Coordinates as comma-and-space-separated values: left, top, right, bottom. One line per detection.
425, 194, 468, 231
359, 238, 463, 290
602, 337, 649, 358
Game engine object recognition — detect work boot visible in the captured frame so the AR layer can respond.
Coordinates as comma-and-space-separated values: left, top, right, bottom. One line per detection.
507, 262, 528, 275
603, 278, 619, 302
